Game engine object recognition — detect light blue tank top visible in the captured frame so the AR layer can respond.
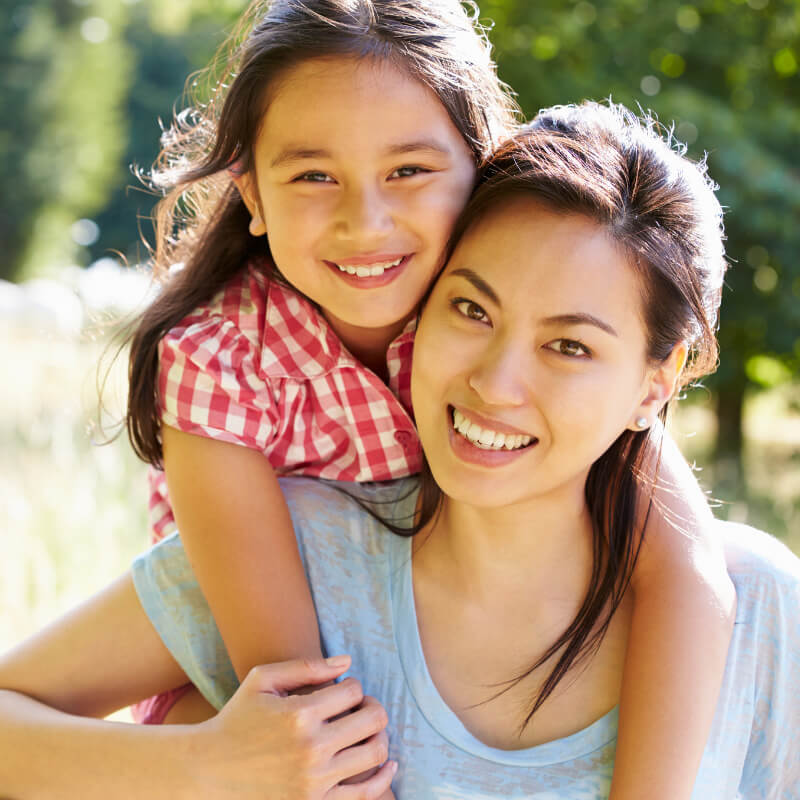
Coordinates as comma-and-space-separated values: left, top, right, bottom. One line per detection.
132, 477, 800, 799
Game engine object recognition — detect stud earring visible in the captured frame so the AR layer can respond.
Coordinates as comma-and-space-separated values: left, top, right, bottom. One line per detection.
635, 416, 649, 430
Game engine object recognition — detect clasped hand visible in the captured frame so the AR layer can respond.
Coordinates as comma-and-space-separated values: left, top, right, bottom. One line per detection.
184, 656, 396, 799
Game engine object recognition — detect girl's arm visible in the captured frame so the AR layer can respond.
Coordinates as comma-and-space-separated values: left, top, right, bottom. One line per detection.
0, 573, 394, 798
161, 428, 399, 800
610, 424, 736, 800
161, 424, 322, 680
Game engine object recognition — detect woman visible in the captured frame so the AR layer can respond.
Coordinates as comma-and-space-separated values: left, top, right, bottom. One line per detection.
1, 102, 797, 799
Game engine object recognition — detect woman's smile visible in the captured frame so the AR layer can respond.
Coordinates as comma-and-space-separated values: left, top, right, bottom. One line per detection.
449, 405, 538, 465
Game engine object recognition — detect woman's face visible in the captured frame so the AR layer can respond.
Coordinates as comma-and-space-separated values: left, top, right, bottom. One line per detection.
412, 196, 672, 511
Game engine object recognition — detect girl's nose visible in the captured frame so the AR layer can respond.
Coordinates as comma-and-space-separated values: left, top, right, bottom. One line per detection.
467, 341, 529, 407
334, 183, 394, 241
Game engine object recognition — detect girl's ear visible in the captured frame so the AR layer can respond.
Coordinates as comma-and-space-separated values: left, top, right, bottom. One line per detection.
231, 172, 267, 237
629, 342, 688, 431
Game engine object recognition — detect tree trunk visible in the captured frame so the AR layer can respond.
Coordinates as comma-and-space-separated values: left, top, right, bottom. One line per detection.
714, 381, 746, 489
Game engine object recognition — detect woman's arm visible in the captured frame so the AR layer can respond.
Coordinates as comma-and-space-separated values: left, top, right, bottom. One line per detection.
161, 424, 323, 680
610, 424, 737, 800
0, 574, 394, 798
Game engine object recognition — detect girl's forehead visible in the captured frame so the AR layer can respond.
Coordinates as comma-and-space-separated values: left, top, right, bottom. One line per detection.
263, 55, 428, 124
256, 54, 472, 161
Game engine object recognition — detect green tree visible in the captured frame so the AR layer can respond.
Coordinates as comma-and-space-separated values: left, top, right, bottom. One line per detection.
1, 0, 133, 281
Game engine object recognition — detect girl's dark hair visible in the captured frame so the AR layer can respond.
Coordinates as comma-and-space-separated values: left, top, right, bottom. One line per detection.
126, 0, 520, 466
401, 101, 727, 730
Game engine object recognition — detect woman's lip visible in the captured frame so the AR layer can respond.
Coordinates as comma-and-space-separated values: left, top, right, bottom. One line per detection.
447, 408, 538, 466
451, 405, 536, 438
324, 254, 412, 288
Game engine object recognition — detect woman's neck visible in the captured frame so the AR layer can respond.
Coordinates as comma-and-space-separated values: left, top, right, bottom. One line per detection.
413, 487, 595, 607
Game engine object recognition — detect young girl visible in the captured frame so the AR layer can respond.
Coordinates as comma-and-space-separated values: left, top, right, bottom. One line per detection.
132, 0, 728, 795
1, 101, 792, 799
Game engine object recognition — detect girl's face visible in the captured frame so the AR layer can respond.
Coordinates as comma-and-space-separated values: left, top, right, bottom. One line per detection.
237, 55, 476, 345
412, 197, 683, 511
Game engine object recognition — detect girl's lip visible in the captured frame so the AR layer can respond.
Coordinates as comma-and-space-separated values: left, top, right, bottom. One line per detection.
329, 253, 410, 267
447, 406, 538, 467
324, 254, 412, 289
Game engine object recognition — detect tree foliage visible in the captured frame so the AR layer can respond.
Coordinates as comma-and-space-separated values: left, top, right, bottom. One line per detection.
4, 0, 798, 464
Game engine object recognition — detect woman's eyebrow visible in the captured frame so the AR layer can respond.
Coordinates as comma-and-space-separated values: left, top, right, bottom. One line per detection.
448, 268, 501, 306
541, 313, 618, 337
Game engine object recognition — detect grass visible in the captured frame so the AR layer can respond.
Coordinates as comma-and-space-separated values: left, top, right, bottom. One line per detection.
2, 321, 798, 657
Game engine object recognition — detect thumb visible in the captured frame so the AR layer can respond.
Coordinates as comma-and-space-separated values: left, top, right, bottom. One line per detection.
244, 655, 351, 696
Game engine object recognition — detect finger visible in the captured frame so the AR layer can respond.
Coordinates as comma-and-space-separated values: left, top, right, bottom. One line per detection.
295, 676, 365, 722
329, 729, 390, 785
324, 695, 388, 754
336, 731, 389, 785
244, 656, 351, 696
328, 759, 398, 800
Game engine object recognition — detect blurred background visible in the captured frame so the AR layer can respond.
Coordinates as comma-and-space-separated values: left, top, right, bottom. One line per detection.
1, 0, 798, 652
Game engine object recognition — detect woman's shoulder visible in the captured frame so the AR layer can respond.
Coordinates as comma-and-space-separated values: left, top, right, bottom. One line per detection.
278, 477, 418, 562
719, 520, 800, 585
718, 520, 800, 626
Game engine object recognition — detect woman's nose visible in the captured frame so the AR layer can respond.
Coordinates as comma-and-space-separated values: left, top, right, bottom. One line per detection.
334, 183, 394, 242
467, 342, 529, 407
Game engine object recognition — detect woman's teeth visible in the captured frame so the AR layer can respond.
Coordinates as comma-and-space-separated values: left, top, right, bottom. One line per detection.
335, 257, 403, 277
452, 408, 534, 451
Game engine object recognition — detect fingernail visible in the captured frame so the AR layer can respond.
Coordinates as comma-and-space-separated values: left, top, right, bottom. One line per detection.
325, 655, 350, 668
391, 761, 398, 775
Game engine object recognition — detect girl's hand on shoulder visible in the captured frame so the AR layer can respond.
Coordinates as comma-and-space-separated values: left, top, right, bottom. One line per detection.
186, 656, 396, 800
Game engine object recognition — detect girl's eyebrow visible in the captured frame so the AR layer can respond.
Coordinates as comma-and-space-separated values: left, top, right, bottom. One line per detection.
384, 138, 454, 157
270, 147, 329, 168
270, 138, 453, 169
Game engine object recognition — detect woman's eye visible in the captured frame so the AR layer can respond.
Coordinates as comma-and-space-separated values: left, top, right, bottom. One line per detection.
545, 338, 592, 358
293, 171, 334, 183
390, 166, 430, 179
451, 298, 489, 324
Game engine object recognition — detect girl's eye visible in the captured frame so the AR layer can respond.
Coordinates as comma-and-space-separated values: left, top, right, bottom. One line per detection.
390, 166, 430, 179
293, 171, 334, 183
545, 338, 592, 358
451, 298, 490, 324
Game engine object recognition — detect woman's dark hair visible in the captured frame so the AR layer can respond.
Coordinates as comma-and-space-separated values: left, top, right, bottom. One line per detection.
400, 101, 727, 731
126, 0, 520, 466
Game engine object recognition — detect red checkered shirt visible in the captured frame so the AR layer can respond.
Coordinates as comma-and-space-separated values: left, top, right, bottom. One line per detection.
148, 261, 420, 542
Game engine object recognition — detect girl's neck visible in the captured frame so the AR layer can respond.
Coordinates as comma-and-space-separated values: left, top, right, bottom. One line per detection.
323, 310, 412, 381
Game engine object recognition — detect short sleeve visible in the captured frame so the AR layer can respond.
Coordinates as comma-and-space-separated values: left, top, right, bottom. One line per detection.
157, 280, 280, 453
132, 533, 239, 710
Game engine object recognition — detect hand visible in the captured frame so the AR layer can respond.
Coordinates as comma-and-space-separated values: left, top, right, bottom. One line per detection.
185, 656, 396, 800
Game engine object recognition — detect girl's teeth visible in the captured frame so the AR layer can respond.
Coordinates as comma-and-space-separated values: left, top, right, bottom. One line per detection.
336, 257, 403, 277
452, 409, 533, 451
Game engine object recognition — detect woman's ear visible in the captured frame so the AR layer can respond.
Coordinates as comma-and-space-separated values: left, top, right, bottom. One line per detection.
629, 342, 688, 431
231, 172, 267, 237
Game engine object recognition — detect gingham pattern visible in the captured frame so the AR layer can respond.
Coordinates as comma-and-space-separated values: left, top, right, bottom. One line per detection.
148, 262, 419, 542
